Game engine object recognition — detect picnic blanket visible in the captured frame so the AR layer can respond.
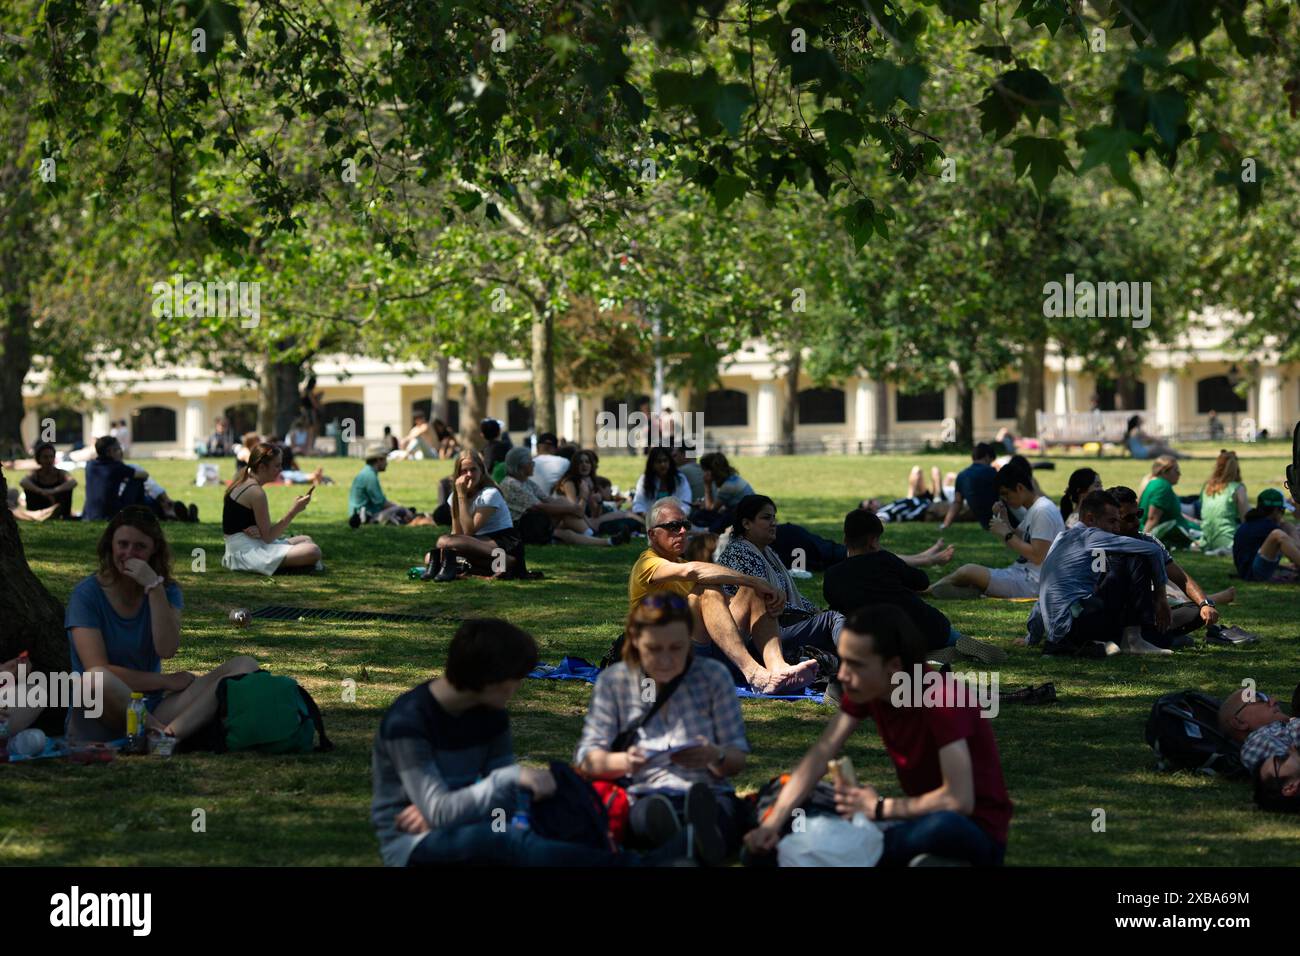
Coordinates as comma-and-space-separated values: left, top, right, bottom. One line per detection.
529, 656, 825, 703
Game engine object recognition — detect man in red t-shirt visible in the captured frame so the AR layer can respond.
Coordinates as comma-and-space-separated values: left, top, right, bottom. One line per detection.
744, 605, 1013, 866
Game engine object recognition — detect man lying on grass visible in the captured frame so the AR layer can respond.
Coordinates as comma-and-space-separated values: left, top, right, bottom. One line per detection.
628, 497, 817, 694
743, 605, 1012, 867
371, 617, 686, 867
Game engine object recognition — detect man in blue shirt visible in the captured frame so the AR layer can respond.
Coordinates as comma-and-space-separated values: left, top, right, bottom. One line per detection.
1232, 488, 1300, 582
82, 436, 151, 520
942, 442, 998, 530
1034, 490, 1171, 656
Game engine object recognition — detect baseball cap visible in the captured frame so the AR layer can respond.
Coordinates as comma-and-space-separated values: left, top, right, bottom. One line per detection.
1257, 488, 1285, 510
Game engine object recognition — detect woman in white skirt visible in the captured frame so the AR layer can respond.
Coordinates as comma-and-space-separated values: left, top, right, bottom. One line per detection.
222, 442, 322, 575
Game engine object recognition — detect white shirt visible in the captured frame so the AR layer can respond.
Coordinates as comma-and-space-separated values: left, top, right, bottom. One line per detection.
445, 486, 514, 535
530, 454, 571, 497
631, 473, 693, 516
1017, 495, 1067, 569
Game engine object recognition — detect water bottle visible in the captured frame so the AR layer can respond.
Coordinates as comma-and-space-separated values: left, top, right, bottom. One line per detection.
510, 789, 533, 831
125, 692, 148, 755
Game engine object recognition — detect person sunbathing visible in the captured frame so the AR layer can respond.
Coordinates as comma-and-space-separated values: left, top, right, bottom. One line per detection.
372, 616, 680, 866
743, 605, 1013, 867
628, 497, 817, 694
66, 508, 261, 744
929, 461, 1065, 600
1217, 687, 1288, 748
714, 495, 844, 662
576, 595, 749, 864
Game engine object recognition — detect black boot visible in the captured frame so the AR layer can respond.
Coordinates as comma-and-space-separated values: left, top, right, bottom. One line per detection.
433, 549, 459, 582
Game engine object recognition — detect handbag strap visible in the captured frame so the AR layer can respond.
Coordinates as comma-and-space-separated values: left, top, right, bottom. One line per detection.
609, 662, 689, 753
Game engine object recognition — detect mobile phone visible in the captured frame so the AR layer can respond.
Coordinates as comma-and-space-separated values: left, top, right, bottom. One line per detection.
828, 755, 857, 788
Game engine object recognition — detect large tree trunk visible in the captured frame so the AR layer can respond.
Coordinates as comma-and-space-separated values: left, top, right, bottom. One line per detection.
0, 296, 32, 459
781, 348, 800, 455
530, 308, 555, 436
258, 358, 302, 438
434, 354, 451, 424
462, 353, 492, 450
0, 471, 69, 673
956, 379, 974, 448
1017, 339, 1047, 437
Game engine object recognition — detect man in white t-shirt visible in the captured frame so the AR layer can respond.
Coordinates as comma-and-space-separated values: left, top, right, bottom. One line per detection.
529, 432, 571, 497
928, 461, 1065, 600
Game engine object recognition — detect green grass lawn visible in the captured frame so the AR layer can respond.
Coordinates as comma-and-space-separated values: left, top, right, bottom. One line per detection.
3, 448, 1298, 865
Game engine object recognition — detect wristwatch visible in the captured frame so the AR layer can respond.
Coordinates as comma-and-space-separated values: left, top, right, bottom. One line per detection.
1198, 598, 1215, 608
1003, 530, 1016, 543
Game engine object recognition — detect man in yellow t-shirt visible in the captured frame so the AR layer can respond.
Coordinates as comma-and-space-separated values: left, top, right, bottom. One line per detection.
627, 498, 818, 694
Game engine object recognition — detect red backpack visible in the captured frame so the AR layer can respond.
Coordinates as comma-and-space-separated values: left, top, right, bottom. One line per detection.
590, 780, 631, 845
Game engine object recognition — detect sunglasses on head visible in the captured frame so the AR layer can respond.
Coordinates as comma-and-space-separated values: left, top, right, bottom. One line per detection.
639, 594, 690, 611
653, 520, 690, 533
1234, 692, 1271, 718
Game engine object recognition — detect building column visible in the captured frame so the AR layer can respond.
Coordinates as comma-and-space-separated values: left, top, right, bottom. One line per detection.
755, 380, 778, 451
184, 398, 206, 457
1257, 365, 1285, 438
560, 392, 581, 442
854, 378, 881, 452
1155, 371, 1180, 439
90, 409, 111, 441
361, 383, 403, 441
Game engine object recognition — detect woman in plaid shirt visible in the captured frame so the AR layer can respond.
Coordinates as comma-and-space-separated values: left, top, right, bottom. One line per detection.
576, 595, 752, 864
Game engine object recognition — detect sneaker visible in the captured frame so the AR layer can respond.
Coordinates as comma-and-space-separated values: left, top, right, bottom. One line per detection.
683, 782, 725, 866
926, 647, 959, 666
636, 794, 681, 847
824, 679, 843, 706
908, 853, 971, 867
953, 634, 1008, 665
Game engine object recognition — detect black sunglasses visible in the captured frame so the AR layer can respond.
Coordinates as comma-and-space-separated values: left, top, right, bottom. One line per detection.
639, 594, 690, 611
1234, 692, 1271, 718
653, 520, 690, 533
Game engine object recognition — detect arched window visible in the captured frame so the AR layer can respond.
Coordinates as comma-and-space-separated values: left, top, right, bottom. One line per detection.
896, 389, 944, 422
321, 401, 365, 436
506, 397, 534, 433
1094, 381, 1147, 411
37, 407, 84, 446
223, 403, 258, 437
1196, 375, 1247, 414
995, 383, 1018, 420
411, 398, 460, 432
131, 406, 178, 443
797, 387, 846, 424
704, 389, 748, 427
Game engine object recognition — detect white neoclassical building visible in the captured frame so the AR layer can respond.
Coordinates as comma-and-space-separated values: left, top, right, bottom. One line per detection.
20, 311, 1298, 457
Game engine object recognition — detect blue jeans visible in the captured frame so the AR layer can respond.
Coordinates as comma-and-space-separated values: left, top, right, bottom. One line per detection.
880, 811, 1005, 867
407, 819, 634, 867
1249, 552, 1281, 582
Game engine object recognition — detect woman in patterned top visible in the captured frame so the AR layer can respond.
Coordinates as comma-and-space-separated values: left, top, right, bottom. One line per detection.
714, 495, 844, 666
576, 595, 751, 864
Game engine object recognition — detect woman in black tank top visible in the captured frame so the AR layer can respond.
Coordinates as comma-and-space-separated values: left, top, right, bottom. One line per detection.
221, 441, 322, 574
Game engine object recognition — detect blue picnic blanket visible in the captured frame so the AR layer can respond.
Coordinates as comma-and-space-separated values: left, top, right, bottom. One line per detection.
529, 656, 824, 703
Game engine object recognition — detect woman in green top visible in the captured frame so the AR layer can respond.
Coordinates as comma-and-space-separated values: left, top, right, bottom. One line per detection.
1139, 456, 1201, 547
1198, 450, 1248, 553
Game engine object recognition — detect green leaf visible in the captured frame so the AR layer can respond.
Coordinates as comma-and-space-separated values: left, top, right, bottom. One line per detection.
713, 83, 752, 136
713, 173, 749, 212
1008, 136, 1074, 195
814, 109, 863, 148
1075, 126, 1144, 199
971, 44, 1013, 62
651, 70, 698, 108
1147, 88, 1188, 148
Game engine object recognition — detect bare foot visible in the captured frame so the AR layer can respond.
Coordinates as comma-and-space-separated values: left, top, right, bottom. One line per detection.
770, 659, 819, 693
1214, 586, 1237, 606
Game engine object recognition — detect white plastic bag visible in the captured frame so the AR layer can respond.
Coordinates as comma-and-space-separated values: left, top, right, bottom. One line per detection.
195, 464, 222, 487
777, 813, 884, 867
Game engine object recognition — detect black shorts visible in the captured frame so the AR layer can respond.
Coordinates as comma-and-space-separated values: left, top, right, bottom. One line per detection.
517, 511, 553, 546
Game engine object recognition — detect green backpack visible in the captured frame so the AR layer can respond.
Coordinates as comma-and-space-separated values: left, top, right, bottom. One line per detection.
215, 670, 334, 754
